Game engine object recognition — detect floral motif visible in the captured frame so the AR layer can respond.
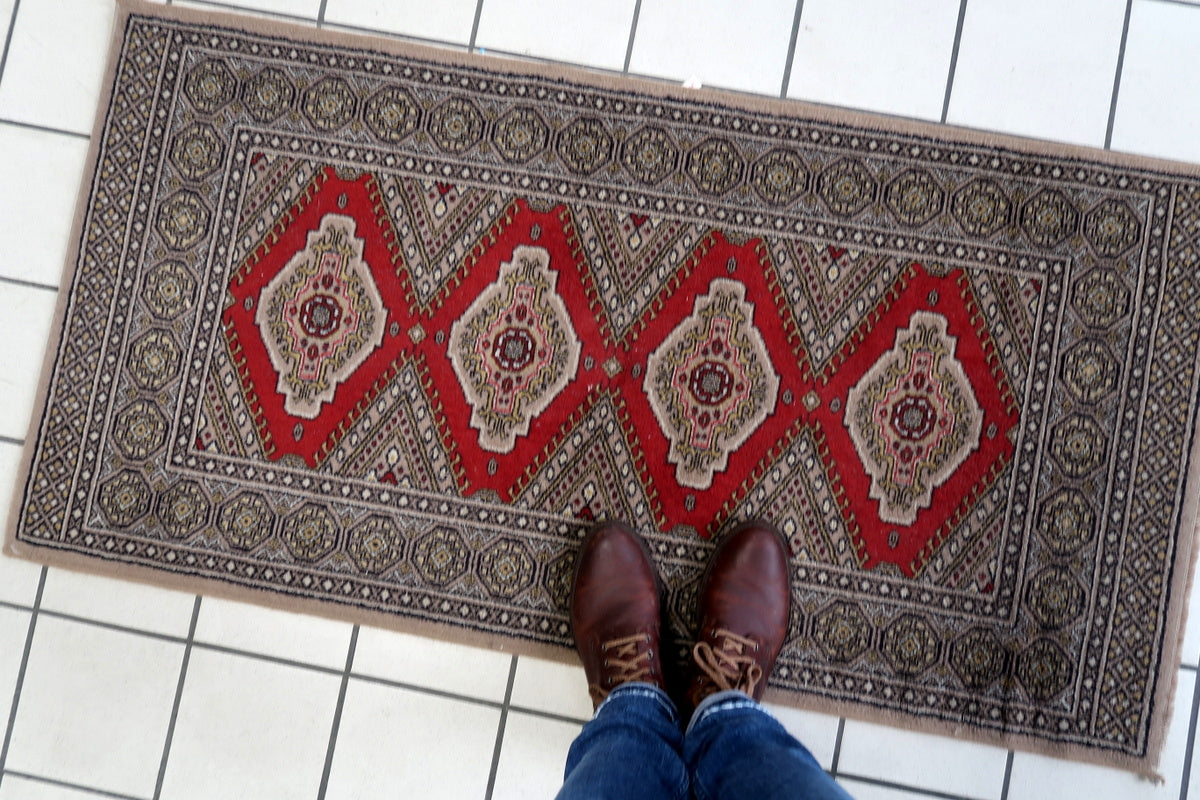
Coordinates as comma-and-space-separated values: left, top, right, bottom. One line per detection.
302, 76, 357, 131
257, 213, 386, 418
243, 67, 296, 124
428, 96, 485, 154
647, 279, 779, 489
845, 312, 983, 525
448, 245, 581, 452
494, 107, 549, 163
169, 122, 223, 181
156, 190, 211, 250
183, 58, 236, 114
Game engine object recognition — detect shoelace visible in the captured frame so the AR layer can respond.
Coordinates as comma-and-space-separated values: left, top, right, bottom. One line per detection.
692, 628, 763, 697
589, 633, 655, 706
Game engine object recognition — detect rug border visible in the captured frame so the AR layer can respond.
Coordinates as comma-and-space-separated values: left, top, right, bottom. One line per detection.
5, 0, 1200, 777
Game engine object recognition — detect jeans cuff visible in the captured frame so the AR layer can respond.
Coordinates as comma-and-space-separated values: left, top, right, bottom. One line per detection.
686, 689, 768, 735
594, 682, 679, 723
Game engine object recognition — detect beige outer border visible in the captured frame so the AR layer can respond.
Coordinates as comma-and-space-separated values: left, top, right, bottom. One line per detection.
6, 0, 1200, 779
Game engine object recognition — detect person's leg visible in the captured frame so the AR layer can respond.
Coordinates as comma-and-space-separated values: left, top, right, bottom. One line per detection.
681, 521, 855, 799
684, 690, 853, 800
556, 683, 689, 800
558, 521, 687, 799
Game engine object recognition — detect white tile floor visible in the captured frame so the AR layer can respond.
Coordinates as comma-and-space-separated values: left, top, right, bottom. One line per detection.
0, 0, 1198, 797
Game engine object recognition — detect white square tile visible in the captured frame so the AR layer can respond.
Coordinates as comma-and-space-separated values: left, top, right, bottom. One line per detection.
227, 0, 321, 17
761, 702, 843, 771
0, 551, 41, 606
0, 775, 113, 800
158, 648, 341, 800
175, 0, 321, 18
945, 0, 1128, 147
787, 0, 962, 120
835, 779, 931, 800
0, 0, 117, 134
509, 655, 592, 720
322, 0, 478, 44
837, 717, 1010, 799
192, 595, 353, 669
1109, 0, 1200, 164
324, 677, 501, 800
171, 1, 316, 24
1182, 563, 1200, 667
40, 567, 196, 637
5, 616, 184, 798
475, 0, 638, 71
0, 125, 89, 287
0, 282, 58, 441
628, 0, 796, 95
0, 441, 46, 607
0, 548, 42, 607
1008, 668, 1194, 799
491, 711, 581, 800
0, 606, 31, 730
351, 625, 513, 702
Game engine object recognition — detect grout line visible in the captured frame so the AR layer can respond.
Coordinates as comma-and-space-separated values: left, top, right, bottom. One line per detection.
192, 639, 345, 675
1, 769, 144, 799
1104, 0, 1134, 150
778, 0, 805, 99
1177, 666, 1200, 800
829, 717, 845, 775
0, 435, 24, 446
317, 625, 358, 800
0, 600, 33, 614
0, 567, 46, 791
315, 0, 328, 27
347, 670, 506, 710
1000, 750, 1014, 800
837, 772, 981, 800
0, 601, 560, 720
0, 116, 90, 140
483, 655, 519, 800
621, 0, 643, 74
468, 0, 485, 50
1184, 662, 1199, 673
940, 0, 970, 124
34, 607, 190, 646
152, 596, 201, 800
507, 704, 589, 726
0, 274, 57, 293
0, 0, 20, 92
1147, 0, 1200, 10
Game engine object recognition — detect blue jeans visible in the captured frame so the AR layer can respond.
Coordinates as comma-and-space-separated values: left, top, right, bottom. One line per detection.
556, 684, 854, 799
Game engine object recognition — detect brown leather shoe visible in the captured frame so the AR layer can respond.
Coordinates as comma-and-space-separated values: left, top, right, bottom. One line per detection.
571, 521, 665, 709
687, 520, 791, 708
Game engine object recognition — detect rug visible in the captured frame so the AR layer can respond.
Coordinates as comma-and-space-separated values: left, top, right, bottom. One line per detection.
8, 0, 1200, 775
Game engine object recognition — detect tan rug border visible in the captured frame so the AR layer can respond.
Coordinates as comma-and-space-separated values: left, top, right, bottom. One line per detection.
5, 0, 1199, 778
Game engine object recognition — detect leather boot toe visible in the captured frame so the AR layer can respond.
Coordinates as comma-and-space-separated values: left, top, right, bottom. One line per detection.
571, 521, 664, 708
687, 520, 791, 708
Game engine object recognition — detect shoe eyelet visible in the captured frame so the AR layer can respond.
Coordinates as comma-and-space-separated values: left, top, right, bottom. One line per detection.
603, 658, 610, 667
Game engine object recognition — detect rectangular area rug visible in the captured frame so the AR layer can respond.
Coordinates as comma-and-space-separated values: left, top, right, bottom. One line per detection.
8, 0, 1200, 776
